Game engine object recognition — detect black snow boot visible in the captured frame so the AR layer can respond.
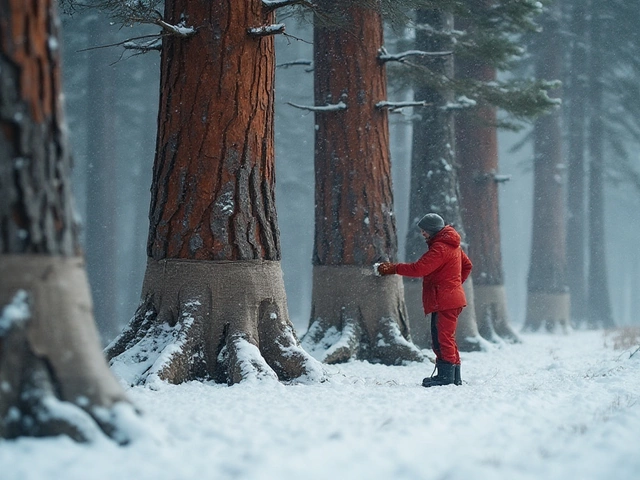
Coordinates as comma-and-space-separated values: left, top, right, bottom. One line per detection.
422, 361, 456, 387
454, 364, 462, 386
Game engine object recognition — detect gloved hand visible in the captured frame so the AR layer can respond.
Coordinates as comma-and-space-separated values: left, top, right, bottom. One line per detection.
377, 262, 397, 276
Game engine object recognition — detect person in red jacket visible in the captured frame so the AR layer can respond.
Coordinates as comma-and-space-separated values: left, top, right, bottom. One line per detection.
377, 213, 472, 387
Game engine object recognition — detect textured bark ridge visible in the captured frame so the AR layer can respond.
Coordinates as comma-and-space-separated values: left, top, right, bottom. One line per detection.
302, 266, 423, 365
404, 278, 490, 352
107, 258, 325, 385
474, 285, 520, 343
0, 255, 133, 442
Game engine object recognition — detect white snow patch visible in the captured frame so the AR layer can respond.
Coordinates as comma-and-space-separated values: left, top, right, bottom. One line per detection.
3, 331, 640, 480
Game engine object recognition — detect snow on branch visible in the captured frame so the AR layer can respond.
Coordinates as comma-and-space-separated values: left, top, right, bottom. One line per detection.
123, 38, 162, 52
441, 96, 477, 111
154, 18, 196, 37
248, 24, 286, 37
376, 101, 432, 112
287, 101, 347, 112
474, 170, 512, 184
377, 47, 453, 63
276, 60, 313, 71
262, 0, 315, 10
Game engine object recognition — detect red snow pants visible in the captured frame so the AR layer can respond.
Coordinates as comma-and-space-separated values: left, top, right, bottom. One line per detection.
431, 307, 463, 365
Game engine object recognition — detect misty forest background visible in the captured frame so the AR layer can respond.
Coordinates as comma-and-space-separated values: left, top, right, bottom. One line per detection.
59, 4, 640, 344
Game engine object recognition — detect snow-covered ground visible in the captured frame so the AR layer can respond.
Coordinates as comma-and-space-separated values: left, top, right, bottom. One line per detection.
2, 329, 639, 480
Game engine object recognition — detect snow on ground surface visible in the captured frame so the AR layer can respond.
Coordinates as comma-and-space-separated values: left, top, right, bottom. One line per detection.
2, 329, 639, 480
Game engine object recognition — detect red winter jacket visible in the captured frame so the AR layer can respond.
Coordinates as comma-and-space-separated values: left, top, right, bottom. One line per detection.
396, 225, 472, 314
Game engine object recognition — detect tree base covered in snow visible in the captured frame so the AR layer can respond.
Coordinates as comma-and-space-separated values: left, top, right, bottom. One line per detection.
302, 265, 423, 365
523, 290, 570, 333
0, 255, 133, 443
3, 329, 640, 479
107, 258, 325, 386
475, 284, 521, 343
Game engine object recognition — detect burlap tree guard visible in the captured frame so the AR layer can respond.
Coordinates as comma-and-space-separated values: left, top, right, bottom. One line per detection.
0, 255, 132, 442
524, 292, 570, 333
405, 277, 489, 353
106, 258, 324, 385
474, 285, 521, 343
302, 266, 423, 365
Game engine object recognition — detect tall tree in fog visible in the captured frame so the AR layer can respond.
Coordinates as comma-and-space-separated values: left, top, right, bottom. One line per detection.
586, 0, 614, 328
0, 0, 133, 441
106, 0, 324, 385
564, 0, 588, 327
84, 14, 119, 338
301, 1, 423, 365
523, 5, 569, 332
400, 8, 484, 352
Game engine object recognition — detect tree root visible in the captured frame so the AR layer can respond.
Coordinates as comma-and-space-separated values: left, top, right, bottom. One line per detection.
523, 291, 570, 333
106, 258, 325, 386
475, 285, 521, 343
302, 266, 424, 365
0, 256, 134, 442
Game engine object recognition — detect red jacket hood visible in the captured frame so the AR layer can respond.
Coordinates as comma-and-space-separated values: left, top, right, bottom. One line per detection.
428, 225, 461, 249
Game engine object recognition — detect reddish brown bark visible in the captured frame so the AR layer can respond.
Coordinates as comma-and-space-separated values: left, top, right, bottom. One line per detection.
0, 0, 75, 254
149, 0, 279, 261
303, 3, 422, 365
313, 4, 397, 266
0, 0, 132, 442
455, 65, 503, 287
455, 35, 518, 342
109, 1, 323, 384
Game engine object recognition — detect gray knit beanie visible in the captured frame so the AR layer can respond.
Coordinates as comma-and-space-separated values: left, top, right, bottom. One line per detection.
417, 213, 445, 235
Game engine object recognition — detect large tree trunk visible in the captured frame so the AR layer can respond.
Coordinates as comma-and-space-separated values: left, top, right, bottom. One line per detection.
301, 2, 423, 365
586, 3, 614, 329
84, 16, 119, 339
106, 0, 324, 385
523, 7, 570, 333
0, 0, 132, 442
565, 0, 589, 328
404, 9, 486, 352
454, 28, 519, 343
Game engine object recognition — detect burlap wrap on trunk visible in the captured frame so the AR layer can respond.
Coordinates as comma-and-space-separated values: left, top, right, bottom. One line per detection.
107, 257, 324, 385
303, 265, 423, 365
474, 284, 521, 343
525, 291, 570, 332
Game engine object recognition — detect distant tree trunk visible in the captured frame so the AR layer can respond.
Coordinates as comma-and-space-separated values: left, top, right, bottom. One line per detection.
586, 3, 614, 329
106, 0, 324, 385
0, 0, 132, 442
523, 7, 570, 333
565, 0, 589, 328
404, 9, 486, 352
85, 16, 119, 339
455, 23, 519, 343
301, 1, 423, 365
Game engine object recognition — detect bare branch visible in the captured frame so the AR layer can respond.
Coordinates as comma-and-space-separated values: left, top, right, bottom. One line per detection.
376, 100, 432, 112
77, 34, 164, 53
287, 101, 347, 112
276, 59, 312, 69
248, 24, 286, 37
